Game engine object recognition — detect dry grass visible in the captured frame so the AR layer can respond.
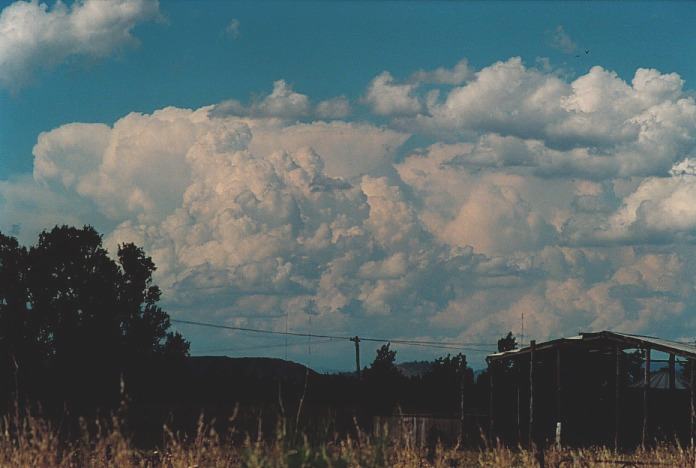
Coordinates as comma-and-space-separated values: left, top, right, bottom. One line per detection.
1, 412, 695, 467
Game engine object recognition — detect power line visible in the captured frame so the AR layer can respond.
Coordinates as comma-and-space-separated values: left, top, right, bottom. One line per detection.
194, 338, 339, 354
171, 318, 497, 351
196, 337, 489, 355
172, 318, 347, 340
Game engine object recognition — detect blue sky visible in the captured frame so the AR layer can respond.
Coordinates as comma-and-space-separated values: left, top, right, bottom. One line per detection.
3, 0, 696, 370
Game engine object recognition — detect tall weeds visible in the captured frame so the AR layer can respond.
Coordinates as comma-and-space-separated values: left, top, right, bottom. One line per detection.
1, 409, 695, 467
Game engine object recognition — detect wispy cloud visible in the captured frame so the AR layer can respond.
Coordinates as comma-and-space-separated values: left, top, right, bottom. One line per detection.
549, 25, 577, 54
225, 18, 240, 39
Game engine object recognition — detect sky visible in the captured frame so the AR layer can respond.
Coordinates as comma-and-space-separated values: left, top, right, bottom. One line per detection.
3, 0, 696, 371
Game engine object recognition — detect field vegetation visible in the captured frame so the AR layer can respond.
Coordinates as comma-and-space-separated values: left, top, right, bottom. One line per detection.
1, 409, 694, 467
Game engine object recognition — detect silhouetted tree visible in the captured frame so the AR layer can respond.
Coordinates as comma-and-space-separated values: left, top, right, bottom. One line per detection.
117, 242, 188, 359
0, 233, 38, 408
497, 332, 517, 352
421, 353, 473, 413
364, 343, 400, 379
0, 225, 189, 413
362, 343, 405, 414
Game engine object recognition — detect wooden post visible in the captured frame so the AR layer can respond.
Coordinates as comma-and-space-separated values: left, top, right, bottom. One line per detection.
488, 358, 495, 442
556, 347, 562, 429
517, 359, 522, 444
614, 344, 621, 452
642, 347, 651, 448
669, 354, 676, 391
690, 359, 695, 448
529, 340, 536, 447
459, 358, 465, 444
350, 336, 361, 379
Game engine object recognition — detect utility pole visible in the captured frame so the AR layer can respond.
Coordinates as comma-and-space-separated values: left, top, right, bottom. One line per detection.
350, 336, 361, 379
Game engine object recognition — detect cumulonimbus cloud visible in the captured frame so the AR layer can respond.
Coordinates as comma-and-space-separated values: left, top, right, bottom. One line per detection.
5, 58, 696, 362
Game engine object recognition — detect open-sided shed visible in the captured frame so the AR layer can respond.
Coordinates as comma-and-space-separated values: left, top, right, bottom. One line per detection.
486, 331, 696, 448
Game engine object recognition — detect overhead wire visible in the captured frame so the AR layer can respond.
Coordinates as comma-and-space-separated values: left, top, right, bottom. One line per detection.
171, 318, 497, 352
193, 338, 338, 354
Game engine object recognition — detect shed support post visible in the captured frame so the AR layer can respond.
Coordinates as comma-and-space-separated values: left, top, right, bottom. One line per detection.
691, 359, 695, 448
669, 354, 676, 391
614, 344, 621, 453
459, 358, 465, 444
488, 358, 494, 443
529, 340, 536, 448
642, 347, 651, 448
516, 358, 522, 444
555, 347, 562, 447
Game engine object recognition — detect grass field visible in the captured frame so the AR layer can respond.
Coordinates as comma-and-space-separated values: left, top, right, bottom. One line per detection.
2, 412, 695, 467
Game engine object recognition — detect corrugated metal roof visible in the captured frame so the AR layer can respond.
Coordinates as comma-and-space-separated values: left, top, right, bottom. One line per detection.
487, 330, 696, 361
608, 332, 696, 358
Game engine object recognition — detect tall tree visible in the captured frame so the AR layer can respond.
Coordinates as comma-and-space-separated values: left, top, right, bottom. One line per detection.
421, 353, 474, 413
362, 343, 405, 414
0, 233, 35, 406
365, 343, 400, 379
0, 225, 189, 411
497, 332, 517, 352
117, 242, 188, 358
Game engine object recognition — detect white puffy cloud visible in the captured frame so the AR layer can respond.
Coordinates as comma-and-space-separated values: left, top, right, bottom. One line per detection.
380, 59, 696, 180
34, 106, 206, 223
441, 183, 556, 256
0, 0, 160, 89
408, 58, 568, 140
211, 80, 311, 119
396, 142, 563, 256
245, 119, 408, 178
31, 105, 409, 230
212, 82, 352, 121
33, 122, 112, 189
431, 246, 695, 344
84, 113, 483, 339
586, 171, 696, 244
315, 96, 351, 119
410, 58, 471, 85
8, 102, 430, 332
364, 71, 422, 116
257, 80, 310, 118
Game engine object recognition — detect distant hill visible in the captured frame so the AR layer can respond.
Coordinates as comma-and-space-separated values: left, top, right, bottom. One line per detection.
186, 356, 318, 384
396, 360, 433, 377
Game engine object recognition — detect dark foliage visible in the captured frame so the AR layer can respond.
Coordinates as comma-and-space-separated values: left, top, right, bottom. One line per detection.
497, 332, 517, 352
0, 225, 189, 417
